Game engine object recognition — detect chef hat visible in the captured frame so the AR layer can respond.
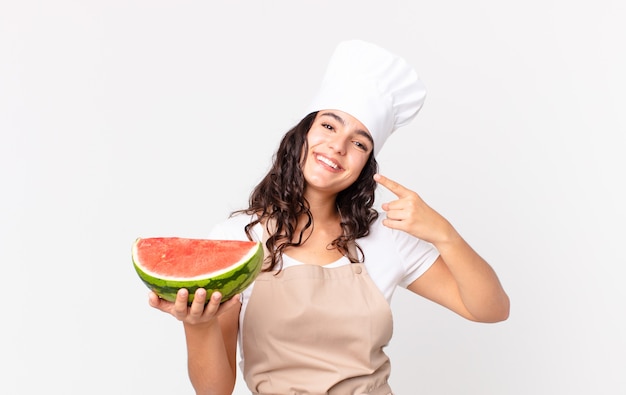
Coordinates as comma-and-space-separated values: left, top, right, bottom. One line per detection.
307, 40, 427, 156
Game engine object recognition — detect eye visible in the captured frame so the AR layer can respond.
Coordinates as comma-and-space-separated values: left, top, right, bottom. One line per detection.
353, 140, 369, 152
321, 123, 334, 131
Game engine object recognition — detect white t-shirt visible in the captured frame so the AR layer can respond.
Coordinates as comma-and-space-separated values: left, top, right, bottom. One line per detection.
208, 212, 440, 350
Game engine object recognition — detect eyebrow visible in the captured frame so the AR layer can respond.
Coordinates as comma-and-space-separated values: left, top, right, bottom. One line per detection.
319, 111, 374, 145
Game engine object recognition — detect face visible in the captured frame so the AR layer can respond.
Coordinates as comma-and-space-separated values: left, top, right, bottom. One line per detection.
301, 110, 373, 197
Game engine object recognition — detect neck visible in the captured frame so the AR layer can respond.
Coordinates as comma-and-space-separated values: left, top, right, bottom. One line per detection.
308, 201, 340, 225
291, 191, 344, 256
304, 190, 340, 224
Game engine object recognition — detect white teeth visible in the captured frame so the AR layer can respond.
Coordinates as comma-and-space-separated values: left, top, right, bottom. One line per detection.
317, 155, 339, 169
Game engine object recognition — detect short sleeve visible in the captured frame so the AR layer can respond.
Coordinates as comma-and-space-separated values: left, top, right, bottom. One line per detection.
358, 215, 440, 302
393, 229, 440, 288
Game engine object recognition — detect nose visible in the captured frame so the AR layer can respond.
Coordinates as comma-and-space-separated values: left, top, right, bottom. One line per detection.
327, 134, 348, 155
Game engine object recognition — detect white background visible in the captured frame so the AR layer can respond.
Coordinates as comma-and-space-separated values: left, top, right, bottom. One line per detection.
2, 1, 625, 394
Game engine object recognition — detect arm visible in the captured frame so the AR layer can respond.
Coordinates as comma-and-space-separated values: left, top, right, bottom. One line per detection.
375, 173, 510, 323
149, 289, 241, 394
407, 234, 509, 322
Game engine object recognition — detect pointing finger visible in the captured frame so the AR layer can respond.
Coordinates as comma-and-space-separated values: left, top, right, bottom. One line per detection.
374, 173, 411, 198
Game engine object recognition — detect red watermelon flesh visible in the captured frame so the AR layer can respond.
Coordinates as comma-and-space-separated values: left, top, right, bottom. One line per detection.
132, 237, 263, 304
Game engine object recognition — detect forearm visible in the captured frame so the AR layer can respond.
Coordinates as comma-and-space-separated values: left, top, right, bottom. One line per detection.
184, 320, 236, 395
434, 227, 510, 322
374, 173, 509, 322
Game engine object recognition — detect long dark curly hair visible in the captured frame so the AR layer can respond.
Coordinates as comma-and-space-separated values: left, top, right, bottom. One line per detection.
232, 111, 379, 271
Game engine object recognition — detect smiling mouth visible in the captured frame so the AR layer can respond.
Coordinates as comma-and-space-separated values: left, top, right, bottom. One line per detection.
316, 154, 341, 170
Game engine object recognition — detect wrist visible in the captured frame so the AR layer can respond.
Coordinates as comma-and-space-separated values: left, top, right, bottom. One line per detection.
183, 317, 220, 333
431, 222, 463, 251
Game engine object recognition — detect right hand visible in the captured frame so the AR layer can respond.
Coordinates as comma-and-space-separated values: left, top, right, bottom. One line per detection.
148, 288, 242, 326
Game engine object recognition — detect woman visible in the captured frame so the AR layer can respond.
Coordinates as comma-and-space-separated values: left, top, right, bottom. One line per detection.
149, 40, 510, 395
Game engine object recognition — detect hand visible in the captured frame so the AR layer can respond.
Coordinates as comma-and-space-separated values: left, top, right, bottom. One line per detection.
374, 173, 454, 245
148, 288, 241, 326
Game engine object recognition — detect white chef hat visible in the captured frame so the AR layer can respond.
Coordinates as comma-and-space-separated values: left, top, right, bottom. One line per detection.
307, 40, 427, 156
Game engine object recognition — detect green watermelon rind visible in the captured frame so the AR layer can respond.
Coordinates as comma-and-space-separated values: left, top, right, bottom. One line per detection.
132, 240, 263, 304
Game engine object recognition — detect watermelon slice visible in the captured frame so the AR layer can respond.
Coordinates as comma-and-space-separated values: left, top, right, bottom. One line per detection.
132, 237, 263, 304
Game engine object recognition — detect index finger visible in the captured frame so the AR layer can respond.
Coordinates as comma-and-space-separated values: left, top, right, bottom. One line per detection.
374, 173, 411, 198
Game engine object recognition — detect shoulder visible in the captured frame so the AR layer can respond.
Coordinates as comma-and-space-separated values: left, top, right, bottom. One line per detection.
359, 210, 439, 282
360, 211, 407, 247
357, 213, 402, 265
